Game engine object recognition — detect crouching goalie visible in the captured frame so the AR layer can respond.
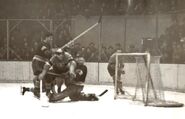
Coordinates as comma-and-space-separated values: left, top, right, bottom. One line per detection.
43, 48, 99, 102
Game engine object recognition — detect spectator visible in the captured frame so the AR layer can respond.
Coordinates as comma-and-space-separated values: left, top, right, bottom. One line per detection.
77, 46, 86, 58
100, 45, 109, 62
88, 50, 98, 62
107, 46, 114, 59
172, 43, 183, 63
84, 47, 92, 62
89, 42, 97, 53
128, 44, 138, 53
114, 43, 123, 52
72, 43, 82, 57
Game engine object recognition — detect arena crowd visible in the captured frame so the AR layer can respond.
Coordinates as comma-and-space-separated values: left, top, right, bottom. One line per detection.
0, 0, 185, 64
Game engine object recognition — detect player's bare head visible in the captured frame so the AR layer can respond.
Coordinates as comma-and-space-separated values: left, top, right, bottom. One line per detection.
116, 49, 122, 53
44, 32, 53, 42
56, 48, 63, 54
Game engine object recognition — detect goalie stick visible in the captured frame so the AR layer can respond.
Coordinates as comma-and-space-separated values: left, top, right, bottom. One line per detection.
50, 89, 109, 103
98, 89, 108, 97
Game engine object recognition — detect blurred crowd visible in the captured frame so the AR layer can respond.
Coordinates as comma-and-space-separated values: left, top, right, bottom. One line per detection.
0, 15, 129, 62
0, 19, 72, 61
0, 33, 131, 62
63, 42, 137, 62
159, 17, 185, 64
0, 0, 185, 19
1, 15, 185, 63
1, 0, 185, 64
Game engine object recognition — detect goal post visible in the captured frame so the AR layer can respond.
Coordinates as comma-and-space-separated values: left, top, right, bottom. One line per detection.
114, 52, 150, 100
114, 52, 184, 107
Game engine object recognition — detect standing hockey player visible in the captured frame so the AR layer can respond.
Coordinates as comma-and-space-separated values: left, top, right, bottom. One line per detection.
21, 33, 53, 98
107, 50, 125, 94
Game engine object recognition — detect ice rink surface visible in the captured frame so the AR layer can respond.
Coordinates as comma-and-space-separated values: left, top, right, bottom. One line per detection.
0, 83, 185, 119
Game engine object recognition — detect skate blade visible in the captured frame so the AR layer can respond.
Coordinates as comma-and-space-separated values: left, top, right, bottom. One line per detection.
41, 104, 49, 108
20, 86, 23, 95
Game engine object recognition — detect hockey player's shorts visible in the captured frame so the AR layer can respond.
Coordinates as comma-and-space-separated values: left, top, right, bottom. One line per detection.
32, 55, 48, 75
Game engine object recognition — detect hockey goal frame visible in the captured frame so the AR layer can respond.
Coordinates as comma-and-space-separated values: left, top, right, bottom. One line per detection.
114, 52, 184, 107
114, 52, 151, 105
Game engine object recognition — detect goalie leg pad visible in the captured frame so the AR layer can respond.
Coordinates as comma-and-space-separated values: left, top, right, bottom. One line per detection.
117, 80, 122, 89
78, 93, 99, 101
49, 88, 72, 102
33, 76, 40, 89
33, 88, 40, 99
49, 84, 77, 102
49, 84, 83, 102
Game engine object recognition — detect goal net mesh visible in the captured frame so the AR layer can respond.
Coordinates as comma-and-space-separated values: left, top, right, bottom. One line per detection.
114, 53, 183, 107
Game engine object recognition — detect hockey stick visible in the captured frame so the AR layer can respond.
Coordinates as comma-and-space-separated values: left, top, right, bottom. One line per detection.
40, 79, 49, 107
61, 15, 102, 49
98, 89, 108, 97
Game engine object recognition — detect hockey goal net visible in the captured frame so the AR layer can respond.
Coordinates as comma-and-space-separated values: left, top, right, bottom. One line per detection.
114, 52, 183, 107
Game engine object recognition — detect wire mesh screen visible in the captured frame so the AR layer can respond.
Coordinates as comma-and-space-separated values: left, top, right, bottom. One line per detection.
115, 53, 184, 107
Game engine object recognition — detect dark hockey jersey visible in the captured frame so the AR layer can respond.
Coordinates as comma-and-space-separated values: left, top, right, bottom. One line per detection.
50, 52, 73, 73
35, 41, 52, 59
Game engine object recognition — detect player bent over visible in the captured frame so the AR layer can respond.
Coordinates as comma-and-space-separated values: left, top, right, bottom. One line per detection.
21, 33, 53, 98
107, 50, 125, 95
56, 55, 87, 93
45, 49, 98, 102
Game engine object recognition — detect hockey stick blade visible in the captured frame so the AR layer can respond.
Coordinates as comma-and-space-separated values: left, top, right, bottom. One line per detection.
98, 89, 108, 97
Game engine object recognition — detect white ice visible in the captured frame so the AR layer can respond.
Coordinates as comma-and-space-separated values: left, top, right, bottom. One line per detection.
0, 83, 185, 119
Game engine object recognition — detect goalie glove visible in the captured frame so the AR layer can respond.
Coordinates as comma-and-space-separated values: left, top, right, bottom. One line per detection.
76, 69, 83, 76
69, 71, 76, 80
